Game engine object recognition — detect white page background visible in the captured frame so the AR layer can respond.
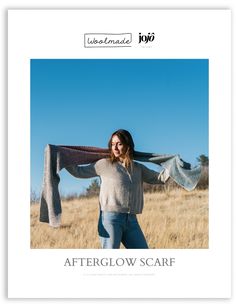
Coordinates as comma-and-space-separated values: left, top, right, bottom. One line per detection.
8, 9, 231, 299
1, 0, 234, 307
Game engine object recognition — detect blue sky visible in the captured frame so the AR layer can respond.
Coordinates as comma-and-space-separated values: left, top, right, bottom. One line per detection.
31, 59, 208, 197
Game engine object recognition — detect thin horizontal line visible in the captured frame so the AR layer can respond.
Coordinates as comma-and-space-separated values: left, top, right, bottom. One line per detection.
84, 46, 132, 48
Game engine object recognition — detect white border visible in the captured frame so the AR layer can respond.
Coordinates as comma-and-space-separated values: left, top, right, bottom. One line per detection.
8, 9, 231, 298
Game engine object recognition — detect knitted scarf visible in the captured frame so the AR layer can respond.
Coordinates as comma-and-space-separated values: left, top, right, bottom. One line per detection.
39, 144, 201, 227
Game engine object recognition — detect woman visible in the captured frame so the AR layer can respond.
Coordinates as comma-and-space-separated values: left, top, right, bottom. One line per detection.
66, 129, 169, 249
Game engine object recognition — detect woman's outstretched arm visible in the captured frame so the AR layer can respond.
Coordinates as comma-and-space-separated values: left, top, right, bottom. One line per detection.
65, 162, 99, 179
141, 164, 170, 184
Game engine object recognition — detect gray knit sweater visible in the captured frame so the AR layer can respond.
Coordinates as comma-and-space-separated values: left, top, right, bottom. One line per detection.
66, 158, 169, 214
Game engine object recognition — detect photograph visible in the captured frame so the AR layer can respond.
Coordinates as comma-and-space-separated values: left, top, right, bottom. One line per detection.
30, 59, 209, 249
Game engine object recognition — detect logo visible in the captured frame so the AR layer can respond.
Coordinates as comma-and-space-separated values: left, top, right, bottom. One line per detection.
138, 32, 155, 44
84, 33, 132, 48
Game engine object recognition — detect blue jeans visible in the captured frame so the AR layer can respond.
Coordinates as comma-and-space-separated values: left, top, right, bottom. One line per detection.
98, 210, 149, 249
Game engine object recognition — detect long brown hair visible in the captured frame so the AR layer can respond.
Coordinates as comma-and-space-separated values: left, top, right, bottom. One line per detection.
108, 129, 135, 169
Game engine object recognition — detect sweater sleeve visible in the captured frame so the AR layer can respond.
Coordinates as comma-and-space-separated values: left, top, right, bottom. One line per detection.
141, 164, 170, 184
65, 161, 100, 179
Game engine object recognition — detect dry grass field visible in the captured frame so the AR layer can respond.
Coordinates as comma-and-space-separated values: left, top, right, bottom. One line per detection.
31, 189, 208, 249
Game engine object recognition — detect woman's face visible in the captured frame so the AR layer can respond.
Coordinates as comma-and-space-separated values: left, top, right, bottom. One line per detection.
111, 135, 126, 159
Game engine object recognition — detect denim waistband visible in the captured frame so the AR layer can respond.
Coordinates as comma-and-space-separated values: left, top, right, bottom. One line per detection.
100, 210, 137, 220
